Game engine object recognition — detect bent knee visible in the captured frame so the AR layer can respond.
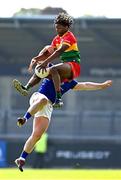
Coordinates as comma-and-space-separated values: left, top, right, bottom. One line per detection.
49, 66, 58, 74
32, 132, 42, 141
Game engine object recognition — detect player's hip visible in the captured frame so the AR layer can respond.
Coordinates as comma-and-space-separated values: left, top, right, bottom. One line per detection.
30, 92, 53, 122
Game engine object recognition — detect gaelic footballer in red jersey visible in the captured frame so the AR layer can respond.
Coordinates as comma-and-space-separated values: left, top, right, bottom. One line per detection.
51, 30, 80, 80
13, 13, 81, 108
38, 13, 81, 107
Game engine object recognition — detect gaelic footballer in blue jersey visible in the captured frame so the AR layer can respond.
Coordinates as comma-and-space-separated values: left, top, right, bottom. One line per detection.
14, 78, 112, 171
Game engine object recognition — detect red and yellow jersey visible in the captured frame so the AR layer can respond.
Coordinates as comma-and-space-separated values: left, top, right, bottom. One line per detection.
51, 31, 81, 63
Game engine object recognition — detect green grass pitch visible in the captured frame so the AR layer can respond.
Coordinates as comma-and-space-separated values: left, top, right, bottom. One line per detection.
0, 169, 121, 180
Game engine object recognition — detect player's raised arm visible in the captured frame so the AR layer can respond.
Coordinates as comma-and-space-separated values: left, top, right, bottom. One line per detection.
28, 45, 54, 72
72, 80, 112, 91
37, 43, 69, 69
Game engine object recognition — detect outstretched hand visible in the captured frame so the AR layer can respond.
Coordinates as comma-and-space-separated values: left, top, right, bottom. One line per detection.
36, 61, 48, 74
101, 80, 112, 89
28, 58, 37, 72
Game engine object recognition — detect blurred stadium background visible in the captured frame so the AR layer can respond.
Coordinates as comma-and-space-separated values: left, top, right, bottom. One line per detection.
0, 15, 121, 169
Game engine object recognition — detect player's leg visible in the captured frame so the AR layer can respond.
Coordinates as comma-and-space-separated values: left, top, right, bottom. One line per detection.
13, 73, 41, 96
15, 116, 49, 172
53, 62, 80, 81
24, 116, 49, 153
13, 45, 53, 96
17, 93, 48, 127
15, 99, 53, 171
49, 63, 72, 108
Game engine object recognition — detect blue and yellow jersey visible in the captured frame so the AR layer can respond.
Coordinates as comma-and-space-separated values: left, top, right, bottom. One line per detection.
38, 78, 78, 104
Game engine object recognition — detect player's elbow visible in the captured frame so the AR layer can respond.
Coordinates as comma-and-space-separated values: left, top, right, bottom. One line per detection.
55, 48, 63, 56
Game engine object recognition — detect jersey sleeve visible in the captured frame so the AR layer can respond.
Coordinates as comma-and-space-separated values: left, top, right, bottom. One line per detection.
62, 32, 76, 46
51, 36, 57, 49
61, 80, 78, 95
69, 80, 78, 89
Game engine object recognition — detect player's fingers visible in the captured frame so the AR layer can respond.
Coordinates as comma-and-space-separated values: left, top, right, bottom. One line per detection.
28, 63, 34, 72
106, 80, 112, 86
28, 66, 33, 72
44, 68, 47, 72
36, 65, 41, 72
28, 59, 37, 72
42, 68, 45, 74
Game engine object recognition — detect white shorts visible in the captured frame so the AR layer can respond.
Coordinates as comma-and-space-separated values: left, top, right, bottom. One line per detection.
29, 92, 53, 122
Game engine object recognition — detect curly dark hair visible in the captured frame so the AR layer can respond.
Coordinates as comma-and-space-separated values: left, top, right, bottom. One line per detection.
54, 12, 73, 28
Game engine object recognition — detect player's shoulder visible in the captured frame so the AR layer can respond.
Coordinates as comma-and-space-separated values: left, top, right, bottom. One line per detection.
52, 34, 60, 41
67, 31, 75, 37
65, 31, 77, 41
